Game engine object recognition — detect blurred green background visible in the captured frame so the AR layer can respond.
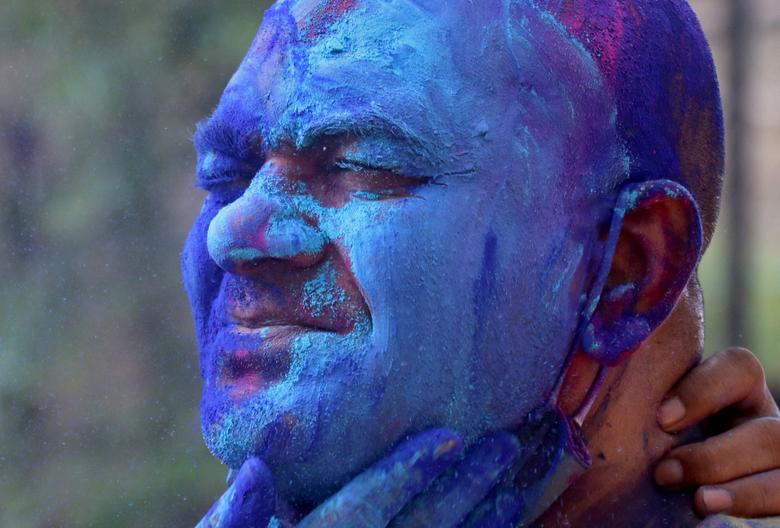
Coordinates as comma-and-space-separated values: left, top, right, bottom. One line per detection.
0, 1, 777, 526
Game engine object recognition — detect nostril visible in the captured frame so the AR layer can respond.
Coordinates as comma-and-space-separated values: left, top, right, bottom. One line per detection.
287, 246, 326, 269
233, 256, 270, 276
233, 253, 323, 275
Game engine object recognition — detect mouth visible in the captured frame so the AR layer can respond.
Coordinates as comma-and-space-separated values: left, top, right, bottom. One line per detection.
229, 313, 345, 333
211, 255, 372, 396
216, 323, 319, 397
226, 286, 359, 336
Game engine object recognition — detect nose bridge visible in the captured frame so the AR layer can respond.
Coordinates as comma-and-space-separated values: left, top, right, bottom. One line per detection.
206, 167, 326, 273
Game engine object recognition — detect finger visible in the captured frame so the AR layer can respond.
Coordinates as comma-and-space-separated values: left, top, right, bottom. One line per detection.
298, 429, 463, 528
694, 469, 780, 518
389, 432, 522, 528
196, 458, 276, 528
459, 485, 525, 528
658, 347, 776, 434
655, 417, 780, 489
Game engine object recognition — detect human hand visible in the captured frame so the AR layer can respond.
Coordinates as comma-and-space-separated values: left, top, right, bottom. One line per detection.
298, 429, 529, 528
197, 424, 557, 528
196, 428, 493, 528
301, 407, 589, 528
196, 458, 277, 528
654, 347, 780, 518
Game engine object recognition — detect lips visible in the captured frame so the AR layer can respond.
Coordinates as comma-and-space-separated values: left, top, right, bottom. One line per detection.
223, 266, 365, 336
228, 305, 348, 334
210, 255, 371, 396
215, 324, 309, 397
216, 294, 357, 396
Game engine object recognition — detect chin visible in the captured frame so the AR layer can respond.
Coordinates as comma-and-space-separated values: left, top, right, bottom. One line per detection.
200, 377, 392, 506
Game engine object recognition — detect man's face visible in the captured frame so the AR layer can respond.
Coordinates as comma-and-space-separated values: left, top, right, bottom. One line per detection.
183, 0, 618, 502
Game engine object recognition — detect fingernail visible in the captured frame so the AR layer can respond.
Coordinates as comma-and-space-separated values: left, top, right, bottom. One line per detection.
701, 487, 734, 514
658, 397, 686, 428
654, 458, 684, 487
434, 438, 461, 459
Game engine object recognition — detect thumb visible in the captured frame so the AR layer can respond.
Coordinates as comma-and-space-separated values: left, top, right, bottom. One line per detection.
197, 458, 276, 528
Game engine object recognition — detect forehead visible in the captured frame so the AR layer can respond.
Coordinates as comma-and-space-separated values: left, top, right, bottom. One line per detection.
276, 0, 454, 65
221, 0, 462, 149
290, 0, 412, 43
206, 0, 621, 190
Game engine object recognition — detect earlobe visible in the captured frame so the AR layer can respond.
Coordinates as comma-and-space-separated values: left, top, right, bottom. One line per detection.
581, 180, 703, 366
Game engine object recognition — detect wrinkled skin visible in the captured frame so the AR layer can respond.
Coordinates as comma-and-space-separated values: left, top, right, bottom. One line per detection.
196, 347, 780, 527
183, 0, 780, 526
183, 0, 623, 505
197, 429, 528, 528
656, 348, 780, 519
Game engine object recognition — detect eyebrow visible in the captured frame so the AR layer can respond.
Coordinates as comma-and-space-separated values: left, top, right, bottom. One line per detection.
294, 112, 427, 151
193, 116, 263, 161
193, 110, 437, 177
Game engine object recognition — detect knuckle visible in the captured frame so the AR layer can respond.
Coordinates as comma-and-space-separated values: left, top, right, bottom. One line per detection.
755, 482, 773, 515
758, 418, 780, 454
730, 470, 780, 516
675, 443, 717, 481
696, 444, 720, 474
722, 347, 765, 382
758, 416, 780, 435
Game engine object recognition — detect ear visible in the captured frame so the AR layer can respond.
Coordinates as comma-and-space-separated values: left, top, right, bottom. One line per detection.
580, 180, 703, 366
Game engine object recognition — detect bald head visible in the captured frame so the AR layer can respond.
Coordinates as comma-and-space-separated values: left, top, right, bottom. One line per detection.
297, 0, 724, 239
537, 0, 724, 244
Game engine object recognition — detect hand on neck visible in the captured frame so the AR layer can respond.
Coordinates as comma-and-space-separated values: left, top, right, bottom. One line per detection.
541, 279, 705, 527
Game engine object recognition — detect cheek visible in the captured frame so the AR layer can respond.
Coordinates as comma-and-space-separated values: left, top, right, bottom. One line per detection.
475, 224, 587, 410
391, 198, 493, 363
352, 196, 484, 322
181, 226, 204, 301
182, 203, 224, 328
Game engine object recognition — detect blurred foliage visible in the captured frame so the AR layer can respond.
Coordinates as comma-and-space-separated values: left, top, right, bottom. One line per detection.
0, 1, 776, 527
701, 227, 780, 387
0, 2, 271, 526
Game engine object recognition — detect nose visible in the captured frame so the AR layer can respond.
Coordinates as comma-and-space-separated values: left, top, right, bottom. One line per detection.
206, 173, 326, 274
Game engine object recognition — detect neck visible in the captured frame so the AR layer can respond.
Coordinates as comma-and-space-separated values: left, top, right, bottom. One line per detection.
538, 280, 705, 527
544, 476, 700, 528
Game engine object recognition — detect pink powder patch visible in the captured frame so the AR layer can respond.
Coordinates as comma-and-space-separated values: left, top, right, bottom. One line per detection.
299, 0, 360, 42
551, 0, 630, 87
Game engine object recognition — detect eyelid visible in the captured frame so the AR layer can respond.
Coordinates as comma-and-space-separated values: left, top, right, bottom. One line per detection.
196, 151, 260, 190
196, 172, 252, 193
332, 158, 399, 173
332, 155, 436, 185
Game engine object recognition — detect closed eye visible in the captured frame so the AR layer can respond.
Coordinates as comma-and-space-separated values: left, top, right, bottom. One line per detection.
196, 151, 259, 192
333, 159, 399, 173
331, 159, 431, 200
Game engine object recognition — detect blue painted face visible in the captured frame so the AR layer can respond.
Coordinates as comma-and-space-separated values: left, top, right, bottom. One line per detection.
183, 0, 625, 503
